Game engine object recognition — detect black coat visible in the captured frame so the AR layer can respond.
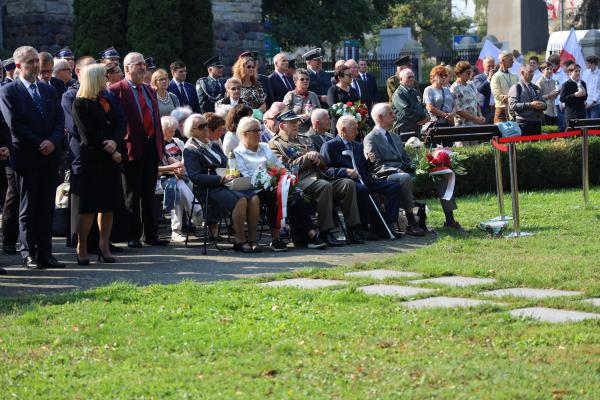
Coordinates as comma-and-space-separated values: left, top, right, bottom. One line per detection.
560, 79, 588, 121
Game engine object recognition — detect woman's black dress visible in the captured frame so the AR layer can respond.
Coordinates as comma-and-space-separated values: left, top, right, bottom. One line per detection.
72, 97, 122, 213
327, 85, 360, 135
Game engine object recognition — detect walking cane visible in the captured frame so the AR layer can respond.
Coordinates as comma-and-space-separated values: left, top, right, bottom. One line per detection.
342, 150, 395, 240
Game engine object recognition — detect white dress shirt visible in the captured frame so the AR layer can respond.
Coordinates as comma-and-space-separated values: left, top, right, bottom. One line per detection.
19, 76, 39, 100
233, 142, 282, 178
582, 67, 600, 105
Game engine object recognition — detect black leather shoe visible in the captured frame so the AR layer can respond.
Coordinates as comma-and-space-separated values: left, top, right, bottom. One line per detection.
0, 267, 7, 275
109, 243, 124, 253
23, 256, 44, 270
3, 244, 17, 255
38, 256, 66, 268
144, 238, 169, 246
127, 240, 143, 248
346, 228, 365, 244
324, 232, 345, 247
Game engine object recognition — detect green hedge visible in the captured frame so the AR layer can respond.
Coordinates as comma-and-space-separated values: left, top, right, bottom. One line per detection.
408, 137, 600, 198
73, 0, 129, 57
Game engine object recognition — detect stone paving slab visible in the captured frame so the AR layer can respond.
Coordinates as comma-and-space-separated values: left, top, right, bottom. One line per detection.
582, 298, 600, 307
481, 288, 583, 299
259, 278, 348, 289
410, 276, 497, 287
401, 296, 502, 309
345, 269, 422, 280
508, 307, 600, 323
357, 284, 434, 297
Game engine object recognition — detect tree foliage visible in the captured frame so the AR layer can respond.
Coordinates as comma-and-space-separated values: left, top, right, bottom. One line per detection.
73, 0, 128, 56
126, 0, 183, 71
180, 0, 214, 79
574, 0, 600, 29
382, 0, 472, 47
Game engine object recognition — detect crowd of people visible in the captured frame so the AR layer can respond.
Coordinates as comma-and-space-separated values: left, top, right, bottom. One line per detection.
0, 42, 598, 274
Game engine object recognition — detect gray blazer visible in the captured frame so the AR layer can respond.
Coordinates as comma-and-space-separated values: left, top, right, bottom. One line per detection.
363, 127, 414, 178
508, 79, 546, 122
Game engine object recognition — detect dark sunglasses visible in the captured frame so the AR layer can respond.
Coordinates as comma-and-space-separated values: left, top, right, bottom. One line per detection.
439, 73, 449, 78
194, 123, 208, 129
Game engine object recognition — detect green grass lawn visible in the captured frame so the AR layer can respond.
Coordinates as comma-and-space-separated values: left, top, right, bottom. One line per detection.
1, 188, 600, 399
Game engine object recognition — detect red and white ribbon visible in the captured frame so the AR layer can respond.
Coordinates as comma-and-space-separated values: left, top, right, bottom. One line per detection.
275, 174, 293, 230
430, 169, 455, 200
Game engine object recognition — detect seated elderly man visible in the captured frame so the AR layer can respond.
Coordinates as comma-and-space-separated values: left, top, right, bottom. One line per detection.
320, 115, 403, 239
306, 109, 334, 151
269, 111, 364, 245
261, 102, 286, 143
363, 103, 425, 236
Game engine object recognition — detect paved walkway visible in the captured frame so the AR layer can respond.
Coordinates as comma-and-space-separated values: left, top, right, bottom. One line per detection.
0, 235, 434, 298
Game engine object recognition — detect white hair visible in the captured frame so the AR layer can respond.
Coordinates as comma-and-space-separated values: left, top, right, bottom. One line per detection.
311, 108, 329, 125
336, 115, 357, 134
215, 104, 233, 118
236, 116, 260, 141
398, 68, 414, 79
13, 46, 37, 64
170, 106, 193, 123
182, 114, 204, 138
53, 59, 70, 74
370, 102, 391, 122
273, 52, 288, 65
161, 115, 179, 132
224, 77, 241, 90
123, 52, 144, 66
498, 51, 512, 63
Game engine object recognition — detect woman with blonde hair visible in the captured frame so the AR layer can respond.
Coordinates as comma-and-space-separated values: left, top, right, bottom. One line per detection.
151, 68, 180, 116
71, 64, 123, 264
232, 55, 267, 112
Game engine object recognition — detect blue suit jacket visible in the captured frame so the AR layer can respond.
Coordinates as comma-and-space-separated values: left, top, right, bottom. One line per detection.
168, 80, 201, 113
0, 79, 65, 169
319, 135, 378, 185
268, 72, 293, 102
473, 73, 492, 115
362, 73, 379, 103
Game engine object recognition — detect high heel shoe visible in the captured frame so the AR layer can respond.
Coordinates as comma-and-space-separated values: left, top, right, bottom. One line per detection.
76, 256, 90, 266
97, 250, 116, 263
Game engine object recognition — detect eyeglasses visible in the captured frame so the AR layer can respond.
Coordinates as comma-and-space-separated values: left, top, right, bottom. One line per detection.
194, 123, 208, 130
439, 74, 448, 78
343, 73, 352, 77
297, 77, 309, 82
127, 61, 146, 67
157, 77, 168, 82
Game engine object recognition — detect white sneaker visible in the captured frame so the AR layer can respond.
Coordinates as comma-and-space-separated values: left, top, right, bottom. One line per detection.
171, 230, 187, 243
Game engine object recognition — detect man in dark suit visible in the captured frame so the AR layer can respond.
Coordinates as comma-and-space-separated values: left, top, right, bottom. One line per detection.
346, 59, 371, 109
109, 52, 168, 248
358, 59, 379, 103
269, 53, 295, 102
168, 60, 201, 113
320, 115, 402, 239
196, 56, 226, 113
38, 52, 66, 99
0, 85, 16, 256
473, 56, 495, 124
0, 46, 66, 269
305, 108, 334, 151
0, 117, 8, 274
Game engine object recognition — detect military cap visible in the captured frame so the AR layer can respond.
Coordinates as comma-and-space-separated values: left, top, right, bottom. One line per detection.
99, 46, 119, 60
203, 55, 224, 68
2, 58, 15, 71
239, 50, 259, 60
54, 46, 74, 59
394, 55, 412, 67
145, 57, 157, 70
303, 48, 322, 60
276, 110, 302, 122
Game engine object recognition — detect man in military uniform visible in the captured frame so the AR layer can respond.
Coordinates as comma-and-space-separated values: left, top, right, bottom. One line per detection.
269, 111, 365, 246
196, 55, 226, 113
2, 58, 16, 83
53, 46, 75, 72
391, 69, 428, 134
386, 55, 415, 101
143, 57, 157, 85
99, 47, 120, 64
304, 48, 331, 106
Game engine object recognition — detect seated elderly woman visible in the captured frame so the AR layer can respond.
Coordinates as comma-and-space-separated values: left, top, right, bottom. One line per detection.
170, 106, 193, 138
222, 104, 253, 156
158, 116, 202, 243
204, 112, 226, 151
233, 116, 327, 251
182, 113, 262, 253
282, 68, 322, 133
215, 77, 242, 116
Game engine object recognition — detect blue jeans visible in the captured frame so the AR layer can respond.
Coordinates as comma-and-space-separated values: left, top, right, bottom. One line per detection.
588, 103, 600, 119
556, 105, 566, 131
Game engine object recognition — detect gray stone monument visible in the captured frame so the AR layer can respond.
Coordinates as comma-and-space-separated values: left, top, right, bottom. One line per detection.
487, 0, 549, 52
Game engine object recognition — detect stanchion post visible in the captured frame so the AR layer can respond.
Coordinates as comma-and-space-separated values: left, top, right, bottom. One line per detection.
582, 127, 590, 208
508, 143, 520, 235
493, 143, 506, 219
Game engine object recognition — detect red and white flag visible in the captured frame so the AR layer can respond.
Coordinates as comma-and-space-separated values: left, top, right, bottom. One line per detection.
476, 40, 521, 74
560, 27, 587, 71
546, 1, 557, 19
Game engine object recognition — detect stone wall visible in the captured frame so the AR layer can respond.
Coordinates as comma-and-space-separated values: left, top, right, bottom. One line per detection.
211, 0, 264, 66
2, 0, 74, 52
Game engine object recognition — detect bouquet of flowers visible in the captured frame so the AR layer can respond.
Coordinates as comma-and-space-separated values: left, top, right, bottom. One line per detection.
415, 147, 467, 201
328, 101, 369, 128
251, 162, 299, 229
416, 147, 467, 177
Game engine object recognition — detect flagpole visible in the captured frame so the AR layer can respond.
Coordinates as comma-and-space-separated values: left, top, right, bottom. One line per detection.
560, 0, 565, 31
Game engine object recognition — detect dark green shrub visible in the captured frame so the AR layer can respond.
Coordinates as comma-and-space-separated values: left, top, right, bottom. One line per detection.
73, 0, 129, 57
409, 137, 600, 198
180, 0, 214, 80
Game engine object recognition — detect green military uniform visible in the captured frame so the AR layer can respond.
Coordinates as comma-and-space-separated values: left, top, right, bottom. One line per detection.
268, 132, 361, 232
386, 75, 400, 102
391, 84, 428, 134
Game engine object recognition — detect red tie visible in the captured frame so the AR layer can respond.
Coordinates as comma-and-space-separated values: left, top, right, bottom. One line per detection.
136, 85, 155, 138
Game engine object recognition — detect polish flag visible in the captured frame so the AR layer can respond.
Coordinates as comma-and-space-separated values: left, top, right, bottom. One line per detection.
560, 27, 587, 72
476, 40, 521, 75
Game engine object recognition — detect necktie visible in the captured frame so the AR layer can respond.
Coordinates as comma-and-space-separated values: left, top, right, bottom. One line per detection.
384, 131, 399, 155
136, 85, 155, 137
284, 76, 293, 91
30, 84, 44, 116
361, 73, 367, 82
353, 79, 361, 97
179, 83, 189, 104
